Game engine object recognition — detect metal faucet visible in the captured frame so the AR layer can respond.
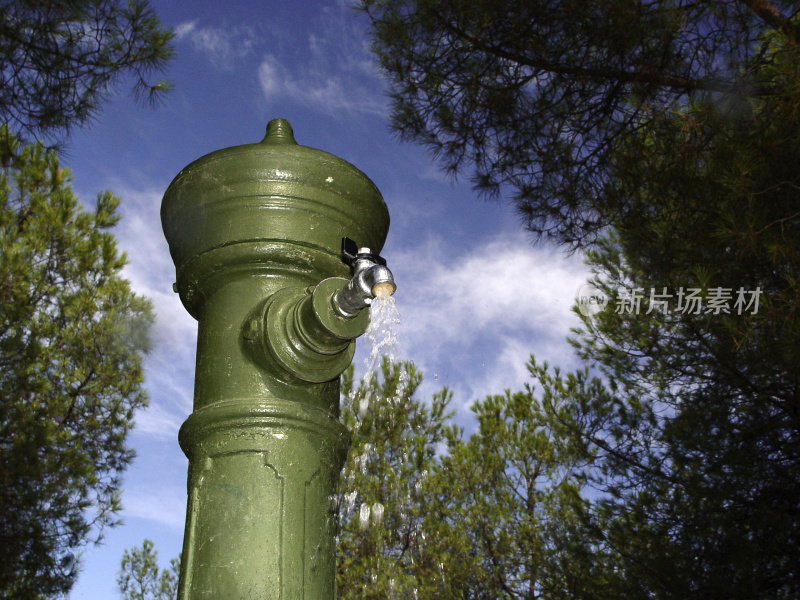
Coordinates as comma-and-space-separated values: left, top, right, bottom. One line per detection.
333, 237, 396, 318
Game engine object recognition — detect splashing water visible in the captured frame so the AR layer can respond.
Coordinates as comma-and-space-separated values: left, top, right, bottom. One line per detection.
358, 294, 409, 414
343, 490, 358, 516
371, 502, 384, 525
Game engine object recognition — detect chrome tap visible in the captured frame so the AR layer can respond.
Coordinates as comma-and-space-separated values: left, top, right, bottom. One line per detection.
333, 237, 396, 318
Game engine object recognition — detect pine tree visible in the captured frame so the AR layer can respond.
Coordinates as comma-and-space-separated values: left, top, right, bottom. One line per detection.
425, 367, 620, 600
0, 0, 174, 142
117, 540, 179, 600
363, 3, 800, 595
336, 359, 456, 599
360, 0, 800, 246
0, 127, 154, 597
527, 42, 800, 598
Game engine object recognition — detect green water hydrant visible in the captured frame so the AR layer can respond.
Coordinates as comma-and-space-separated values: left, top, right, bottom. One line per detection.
161, 119, 393, 599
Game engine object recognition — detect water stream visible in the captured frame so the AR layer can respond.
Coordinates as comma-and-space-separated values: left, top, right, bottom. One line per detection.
358, 294, 408, 415
338, 292, 426, 595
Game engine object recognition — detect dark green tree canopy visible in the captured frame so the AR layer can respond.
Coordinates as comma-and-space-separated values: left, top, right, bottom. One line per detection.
0, 0, 174, 142
572, 107, 800, 599
363, 2, 800, 596
0, 128, 154, 597
361, 0, 800, 246
523, 38, 800, 597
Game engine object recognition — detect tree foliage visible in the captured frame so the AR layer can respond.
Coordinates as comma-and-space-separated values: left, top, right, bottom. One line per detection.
363, 1, 800, 596
516, 36, 800, 599
336, 359, 456, 599
334, 359, 617, 599
117, 539, 179, 600
0, 0, 174, 142
0, 128, 153, 598
361, 0, 800, 246
573, 92, 798, 600
426, 378, 616, 600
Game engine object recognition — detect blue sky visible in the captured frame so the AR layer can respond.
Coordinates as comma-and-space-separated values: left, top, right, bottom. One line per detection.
64, 1, 591, 596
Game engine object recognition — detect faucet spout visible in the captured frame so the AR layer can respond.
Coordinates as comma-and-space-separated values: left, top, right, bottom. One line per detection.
370, 264, 397, 298
332, 237, 396, 318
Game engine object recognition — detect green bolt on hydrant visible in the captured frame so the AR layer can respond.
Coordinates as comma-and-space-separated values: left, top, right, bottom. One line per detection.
161, 118, 394, 599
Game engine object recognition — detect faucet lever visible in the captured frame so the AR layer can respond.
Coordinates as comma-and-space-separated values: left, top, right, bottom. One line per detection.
341, 237, 359, 265
341, 237, 386, 268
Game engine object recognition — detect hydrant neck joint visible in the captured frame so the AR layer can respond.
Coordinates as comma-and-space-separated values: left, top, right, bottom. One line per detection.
246, 278, 369, 384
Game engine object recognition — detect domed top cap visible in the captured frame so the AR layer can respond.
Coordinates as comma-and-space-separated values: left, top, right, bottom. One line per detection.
261, 118, 296, 144
161, 118, 390, 276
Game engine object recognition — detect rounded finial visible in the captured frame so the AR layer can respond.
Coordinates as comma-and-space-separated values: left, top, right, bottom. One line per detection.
261, 118, 297, 145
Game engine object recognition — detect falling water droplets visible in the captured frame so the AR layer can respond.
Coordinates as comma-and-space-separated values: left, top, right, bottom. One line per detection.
371, 502, 384, 526
355, 293, 411, 421
343, 490, 358, 517
358, 503, 371, 531
358, 393, 370, 418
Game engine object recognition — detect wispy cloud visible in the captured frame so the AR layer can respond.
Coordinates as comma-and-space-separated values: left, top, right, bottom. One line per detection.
257, 6, 387, 117
109, 186, 197, 437
177, 7, 387, 118
173, 21, 195, 38
175, 20, 256, 71
395, 232, 588, 345
258, 53, 386, 118
123, 485, 186, 530
133, 396, 186, 440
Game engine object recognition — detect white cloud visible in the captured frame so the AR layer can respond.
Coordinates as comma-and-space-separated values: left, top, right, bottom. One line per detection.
123, 486, 186, 530
257, 56, 281, 98
173, 20, 197, 40
175, 19, 255, 70
395, 231, 589, 348
133, 399, 185, 440
465, 336, 539, 405
256, 6, 387, 117
108, 185, 197, 437
111, 188, 196, 357
180, 9, 387, 116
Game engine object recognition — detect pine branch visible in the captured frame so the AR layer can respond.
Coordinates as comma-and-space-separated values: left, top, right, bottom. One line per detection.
431, 8, 750, 96
738, 0, 800, 45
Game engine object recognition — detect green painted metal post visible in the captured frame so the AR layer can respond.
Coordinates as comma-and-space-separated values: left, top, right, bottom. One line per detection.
161, 119, 390, 599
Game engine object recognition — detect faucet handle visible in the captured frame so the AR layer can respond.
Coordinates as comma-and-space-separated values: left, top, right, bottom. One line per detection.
341, 237, 359, 265
341, 237, 386, 267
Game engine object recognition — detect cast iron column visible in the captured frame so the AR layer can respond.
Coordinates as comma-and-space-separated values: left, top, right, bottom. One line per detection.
160, 119, 390, 599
